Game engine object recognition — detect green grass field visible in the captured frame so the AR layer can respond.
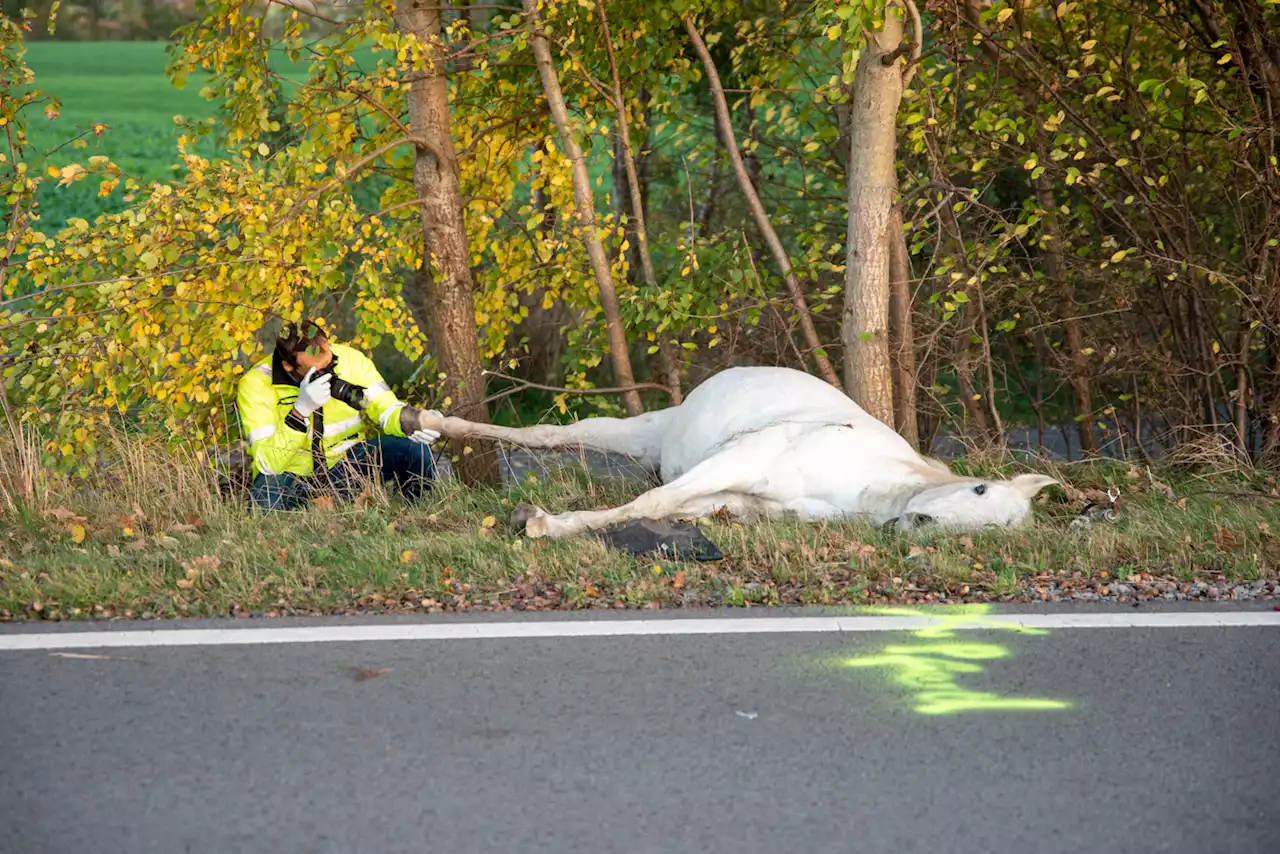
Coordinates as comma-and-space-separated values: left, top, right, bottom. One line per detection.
18, 40, 622, 233
22, 42, 217, 230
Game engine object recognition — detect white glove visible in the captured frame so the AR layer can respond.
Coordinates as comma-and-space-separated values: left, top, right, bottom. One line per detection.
408, 409, 443, 446
408, 429, 440, 446
294, 367, 331, 417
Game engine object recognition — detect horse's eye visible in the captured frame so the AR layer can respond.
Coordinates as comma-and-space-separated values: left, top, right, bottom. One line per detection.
973, 484, 987, 496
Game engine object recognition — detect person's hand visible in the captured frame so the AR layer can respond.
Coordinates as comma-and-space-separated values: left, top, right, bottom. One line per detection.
408, 428, 441, 446
294, 367, 331, 417
408, 409, 443, 446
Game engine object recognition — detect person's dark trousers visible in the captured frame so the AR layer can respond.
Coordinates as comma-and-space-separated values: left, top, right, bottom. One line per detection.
249, 436, 435, 511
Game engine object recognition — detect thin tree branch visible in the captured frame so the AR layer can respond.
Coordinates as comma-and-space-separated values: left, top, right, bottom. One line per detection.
683, 13, 841, 388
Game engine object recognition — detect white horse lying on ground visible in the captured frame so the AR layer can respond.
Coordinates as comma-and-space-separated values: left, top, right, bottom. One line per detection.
410, 366, 1057, 538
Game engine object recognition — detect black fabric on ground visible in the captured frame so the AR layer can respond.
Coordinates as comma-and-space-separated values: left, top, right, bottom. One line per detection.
595, 519, 723, 561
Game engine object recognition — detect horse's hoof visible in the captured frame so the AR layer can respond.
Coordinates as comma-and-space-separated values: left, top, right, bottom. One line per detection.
511, 503, 548, 537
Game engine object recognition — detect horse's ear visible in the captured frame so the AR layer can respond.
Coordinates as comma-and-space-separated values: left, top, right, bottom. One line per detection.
1010, 473, 1058, 499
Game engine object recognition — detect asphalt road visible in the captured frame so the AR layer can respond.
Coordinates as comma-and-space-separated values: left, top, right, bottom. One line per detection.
2, 607, 1278, 854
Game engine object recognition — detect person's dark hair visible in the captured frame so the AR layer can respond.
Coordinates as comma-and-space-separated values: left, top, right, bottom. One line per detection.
274, 318, 328, 367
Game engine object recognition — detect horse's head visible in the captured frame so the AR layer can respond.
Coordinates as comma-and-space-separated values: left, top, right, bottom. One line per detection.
889, 473, 1058, 532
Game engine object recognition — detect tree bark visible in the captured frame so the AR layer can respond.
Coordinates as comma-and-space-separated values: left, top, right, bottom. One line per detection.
395, 0, 499, 486
598, 0, 682, 404
524, 0, 643, 417
842, 4, 905, 426
887, 204, 919, 449
683, 14, 841, 388
696, 110, 724, 233
511, 140, 571, 388
928, 158, 995, 443
1030, 119, 1097, 455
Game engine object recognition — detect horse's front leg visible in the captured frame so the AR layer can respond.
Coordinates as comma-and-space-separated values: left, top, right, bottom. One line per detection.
512, 429, 791, 538
405, 407, 675, 472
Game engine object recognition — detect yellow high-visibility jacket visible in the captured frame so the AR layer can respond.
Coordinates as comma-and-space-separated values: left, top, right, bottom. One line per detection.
235, 343, 407, 478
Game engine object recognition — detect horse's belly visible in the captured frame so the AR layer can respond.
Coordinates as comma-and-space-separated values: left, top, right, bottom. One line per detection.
658, 366, 906, 481
716, 421, 919, 525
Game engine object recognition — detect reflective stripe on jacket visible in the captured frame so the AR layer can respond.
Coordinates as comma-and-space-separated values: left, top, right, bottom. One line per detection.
235, 343, 407, 478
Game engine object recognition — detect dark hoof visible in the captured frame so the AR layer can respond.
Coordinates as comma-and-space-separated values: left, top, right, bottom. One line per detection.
510, 503, 541, 535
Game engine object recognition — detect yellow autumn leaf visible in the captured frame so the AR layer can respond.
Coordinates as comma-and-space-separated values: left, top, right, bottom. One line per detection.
400, 550, 416, 563
71, 525, 86, 544
481, 515, 496, 528
997, 8, 1013, 23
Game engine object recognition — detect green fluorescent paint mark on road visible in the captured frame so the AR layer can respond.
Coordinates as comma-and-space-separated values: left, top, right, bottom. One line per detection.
843, 605, 1072, 715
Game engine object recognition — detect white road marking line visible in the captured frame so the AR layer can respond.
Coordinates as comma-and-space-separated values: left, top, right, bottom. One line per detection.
0, 611, 1277, 651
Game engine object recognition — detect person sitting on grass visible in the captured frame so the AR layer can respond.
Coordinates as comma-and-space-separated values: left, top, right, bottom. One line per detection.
235, 318, 443, 511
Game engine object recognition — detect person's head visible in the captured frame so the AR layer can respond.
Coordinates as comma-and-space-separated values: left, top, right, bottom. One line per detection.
274, 318, 332, 380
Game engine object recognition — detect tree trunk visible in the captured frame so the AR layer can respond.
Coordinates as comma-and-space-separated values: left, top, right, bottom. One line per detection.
888, 204, 919, 449
395, 0, 499, 486
511, 140, 571, 388
1031, 135, 1097, 455
683, 14, 841, 388
1262, 327, 1280, 459
928, 159, 995, 443
610, 133, 629, 268
1235, 320, 1252, 454
598, 0, 681, 404
696, 111, 723, 233
86, 0, 103, 40
842, 5, 904, 426
743, 102, 763, 193
524, 0, 643, 417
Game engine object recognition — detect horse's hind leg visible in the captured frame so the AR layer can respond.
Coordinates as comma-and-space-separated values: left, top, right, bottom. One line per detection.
406, 406, 676, 472
512, 429, 791, 538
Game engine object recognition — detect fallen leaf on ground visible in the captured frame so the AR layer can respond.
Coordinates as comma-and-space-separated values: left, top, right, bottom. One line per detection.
184, 555, 221, 572
107, 544, 121, 557
355, 668, 391, 681
312, 495, 336, 512
70, 525, 86, 544
400, 550, 416, 564
672, 570, 687, 589
168, 523, 199, 534
48, 508, 85, 524
125, 538, 148, 552
481, 515, 496, 528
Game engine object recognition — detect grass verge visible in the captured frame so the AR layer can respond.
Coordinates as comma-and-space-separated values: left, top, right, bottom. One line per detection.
2, 430, 1279, 621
